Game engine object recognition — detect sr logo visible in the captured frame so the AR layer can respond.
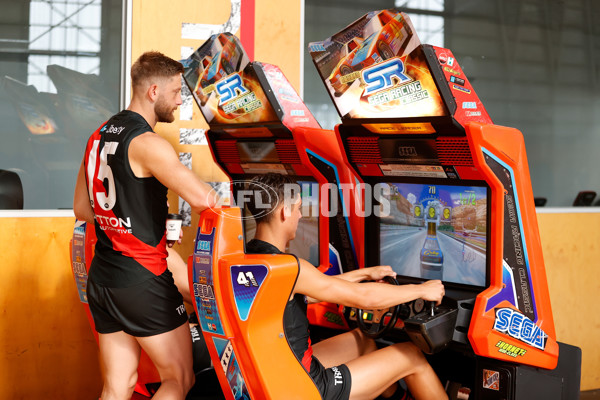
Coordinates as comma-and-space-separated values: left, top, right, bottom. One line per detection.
362, 58, 410, 95
216, 73, 248, 105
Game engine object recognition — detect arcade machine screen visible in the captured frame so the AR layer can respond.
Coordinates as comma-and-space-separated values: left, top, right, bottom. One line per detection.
309, 10, 449, 122
375, 181, 488, 288
183, 33, 281, 126
243, 180, 319, 266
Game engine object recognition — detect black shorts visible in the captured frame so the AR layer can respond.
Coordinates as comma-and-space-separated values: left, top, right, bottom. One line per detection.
87, 269, 188, 337
311, 358, 352, 400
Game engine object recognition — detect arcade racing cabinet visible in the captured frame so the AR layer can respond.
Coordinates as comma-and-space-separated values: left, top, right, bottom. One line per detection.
180, 33, 371, 399
182, 33, 366, 331
308, 10, 581, 399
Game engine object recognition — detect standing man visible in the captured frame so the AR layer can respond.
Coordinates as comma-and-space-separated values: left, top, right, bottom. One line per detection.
73, 51, 216, 400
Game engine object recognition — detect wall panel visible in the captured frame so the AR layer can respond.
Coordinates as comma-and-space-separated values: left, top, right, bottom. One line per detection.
537, 211, 600, 390
0, 217, 101, 399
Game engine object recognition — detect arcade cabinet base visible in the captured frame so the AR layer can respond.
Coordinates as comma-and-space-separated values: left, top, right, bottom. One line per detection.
474, 342, 581, 400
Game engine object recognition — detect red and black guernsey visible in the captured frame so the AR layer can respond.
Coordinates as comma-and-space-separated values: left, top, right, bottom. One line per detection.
84, 110, 169, 288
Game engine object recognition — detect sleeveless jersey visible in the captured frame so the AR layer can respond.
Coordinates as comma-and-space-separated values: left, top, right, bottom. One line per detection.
84, 110, 168, 287
245, 239, 317, 375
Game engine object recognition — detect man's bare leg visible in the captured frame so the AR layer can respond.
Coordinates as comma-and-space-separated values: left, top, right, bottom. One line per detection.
346, 342, 447, 400
98, 331, 141, 400
312, 329, 376, 366
312, 329, 396, 397
167, 247, 192, 304
136, 322, 195, 400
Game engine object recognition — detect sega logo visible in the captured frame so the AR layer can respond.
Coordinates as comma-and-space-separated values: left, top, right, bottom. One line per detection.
493, 308, 547, 350
362, 58, 410, 95
193, 282, 215, 300
196, 240, 211, 252
72, 261, 87, 276
216, 73, 248, 105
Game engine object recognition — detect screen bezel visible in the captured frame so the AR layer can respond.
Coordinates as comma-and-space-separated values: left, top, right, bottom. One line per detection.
365, 176, 491, 292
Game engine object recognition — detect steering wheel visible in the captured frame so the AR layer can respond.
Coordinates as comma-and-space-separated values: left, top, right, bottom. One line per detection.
356, 276, 401, 339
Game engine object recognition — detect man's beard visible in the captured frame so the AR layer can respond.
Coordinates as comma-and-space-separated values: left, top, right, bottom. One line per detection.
155, 97, 175, 123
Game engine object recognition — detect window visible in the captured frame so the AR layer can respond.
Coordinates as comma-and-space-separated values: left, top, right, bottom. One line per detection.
0, 0, 123, 209
304, 1, 600, 206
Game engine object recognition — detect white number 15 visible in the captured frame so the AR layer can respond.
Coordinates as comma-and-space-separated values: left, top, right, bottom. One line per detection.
87, 139, 119, 211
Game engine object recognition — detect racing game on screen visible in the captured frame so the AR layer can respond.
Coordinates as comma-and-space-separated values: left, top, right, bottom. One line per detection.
379, 182, 487, 287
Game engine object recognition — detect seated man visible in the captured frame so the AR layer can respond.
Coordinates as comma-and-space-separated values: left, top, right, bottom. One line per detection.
245, 173, 447, 400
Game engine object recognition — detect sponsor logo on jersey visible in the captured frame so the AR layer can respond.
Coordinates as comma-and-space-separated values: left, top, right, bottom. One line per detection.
105, 124, 125, 135
331, 366, 344, 385
94, 215, 133, 234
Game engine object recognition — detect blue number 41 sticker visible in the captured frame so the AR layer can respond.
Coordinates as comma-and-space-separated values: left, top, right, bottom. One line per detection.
236, 271, 258, 287
230, 265, 268, 321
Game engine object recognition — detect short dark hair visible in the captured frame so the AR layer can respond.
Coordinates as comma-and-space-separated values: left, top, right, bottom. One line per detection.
246, 173, 298, 224
131, 51, 184, 89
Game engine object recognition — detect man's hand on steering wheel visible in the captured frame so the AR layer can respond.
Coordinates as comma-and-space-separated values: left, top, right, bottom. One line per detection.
356, 276, 401, 339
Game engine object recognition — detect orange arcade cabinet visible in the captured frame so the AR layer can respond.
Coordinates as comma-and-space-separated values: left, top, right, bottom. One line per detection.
180, 33, 365, 399
308, 9, 581, 399
182, 33, 365, 331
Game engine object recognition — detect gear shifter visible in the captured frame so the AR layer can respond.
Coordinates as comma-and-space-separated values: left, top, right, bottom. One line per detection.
404, 301, 457, 354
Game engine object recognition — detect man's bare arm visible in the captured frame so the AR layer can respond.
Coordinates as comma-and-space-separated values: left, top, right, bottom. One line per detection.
129, 133, 218, 214
295, 259, 444, 309
334, 265, 396, 283
73, 160, 95, 224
